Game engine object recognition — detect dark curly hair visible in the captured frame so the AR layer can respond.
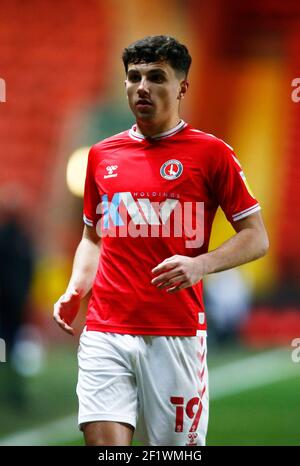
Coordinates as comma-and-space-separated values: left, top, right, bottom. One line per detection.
122, 35, 192, 78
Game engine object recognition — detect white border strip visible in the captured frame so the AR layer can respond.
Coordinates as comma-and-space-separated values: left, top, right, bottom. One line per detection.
129, 120, 186, 141
232, 204, 261, 222
83, 214, 93, 227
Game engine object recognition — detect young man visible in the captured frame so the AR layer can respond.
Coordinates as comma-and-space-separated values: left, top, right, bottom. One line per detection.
53, 35, 269, 446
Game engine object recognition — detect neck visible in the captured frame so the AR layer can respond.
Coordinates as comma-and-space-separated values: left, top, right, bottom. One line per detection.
136, 115, 181, 138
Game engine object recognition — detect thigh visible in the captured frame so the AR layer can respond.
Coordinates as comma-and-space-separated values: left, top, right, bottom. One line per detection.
135, 334, 209, 446
83, 421, 134, 446
77, 330, 138, 435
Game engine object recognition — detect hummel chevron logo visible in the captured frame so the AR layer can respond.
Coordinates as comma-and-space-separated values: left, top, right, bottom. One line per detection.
104, 165, 118, 179
197, 367, 205, 383
197, 349, 206, 364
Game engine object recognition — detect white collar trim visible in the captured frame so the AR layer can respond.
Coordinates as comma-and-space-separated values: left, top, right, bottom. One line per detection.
129, 120, 187, 141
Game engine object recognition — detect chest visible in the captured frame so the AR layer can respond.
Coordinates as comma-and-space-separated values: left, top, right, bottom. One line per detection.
94, 142, 211, 204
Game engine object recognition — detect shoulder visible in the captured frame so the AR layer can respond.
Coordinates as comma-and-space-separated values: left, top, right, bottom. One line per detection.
91, 129, 130, 152
86, 129, 131, 167
184, 125, 237, 167
185, 126, 233, 152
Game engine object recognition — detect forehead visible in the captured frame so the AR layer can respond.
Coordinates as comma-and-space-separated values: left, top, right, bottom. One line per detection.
127, 61, 176, 76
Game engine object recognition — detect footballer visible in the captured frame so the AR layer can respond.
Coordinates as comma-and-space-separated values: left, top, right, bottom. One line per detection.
54, 35, 269, 446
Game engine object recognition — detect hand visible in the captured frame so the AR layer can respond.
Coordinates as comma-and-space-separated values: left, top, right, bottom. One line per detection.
53, 289, 81, 336
151, 255, 205, 293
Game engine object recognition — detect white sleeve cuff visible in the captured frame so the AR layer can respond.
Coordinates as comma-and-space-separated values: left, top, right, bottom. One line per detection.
232, 203, 261, 221
83, 214, 94, 227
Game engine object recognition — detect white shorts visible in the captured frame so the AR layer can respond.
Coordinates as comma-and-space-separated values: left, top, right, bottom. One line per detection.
76, 328, 209, 446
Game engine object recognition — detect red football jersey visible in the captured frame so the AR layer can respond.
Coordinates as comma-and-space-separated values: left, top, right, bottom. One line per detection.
83, 120, 260, 336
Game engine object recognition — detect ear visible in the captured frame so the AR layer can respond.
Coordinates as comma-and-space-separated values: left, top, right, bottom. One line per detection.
124, 79, 129, 98
179, 80, 189, 99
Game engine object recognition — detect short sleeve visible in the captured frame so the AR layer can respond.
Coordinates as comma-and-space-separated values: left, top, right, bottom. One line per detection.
213, 141, 260, 222
83, 147, 101, 227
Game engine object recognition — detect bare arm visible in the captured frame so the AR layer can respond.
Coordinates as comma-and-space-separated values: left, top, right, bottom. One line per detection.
53, 225, 101, 335
66, 225, 101, 297
200, 210, 269, 275
151, 211, 269, 293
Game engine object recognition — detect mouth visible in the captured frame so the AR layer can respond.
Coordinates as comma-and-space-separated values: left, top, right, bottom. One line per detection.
135, 99, 153, 108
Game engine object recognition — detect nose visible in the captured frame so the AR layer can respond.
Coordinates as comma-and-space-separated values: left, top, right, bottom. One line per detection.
137, 77, 150, 96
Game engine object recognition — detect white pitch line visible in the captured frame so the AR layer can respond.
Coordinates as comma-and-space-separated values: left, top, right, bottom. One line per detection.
0, 348, 298, 446
0, 414, 79, 446
209, 347, 298, 399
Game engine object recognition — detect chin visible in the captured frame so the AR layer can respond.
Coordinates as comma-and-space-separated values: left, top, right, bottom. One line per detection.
135, 111, 155, 121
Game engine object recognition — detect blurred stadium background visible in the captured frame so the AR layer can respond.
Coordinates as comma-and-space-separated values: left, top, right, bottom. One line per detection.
0, 0, 300, 446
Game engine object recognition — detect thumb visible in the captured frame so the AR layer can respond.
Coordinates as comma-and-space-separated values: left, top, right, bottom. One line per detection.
62, 289, 80, 303
164, 255, 178, 262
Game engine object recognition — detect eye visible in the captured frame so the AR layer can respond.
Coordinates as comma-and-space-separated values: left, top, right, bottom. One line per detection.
128, 73, 140, 83
150, 74, 165, 83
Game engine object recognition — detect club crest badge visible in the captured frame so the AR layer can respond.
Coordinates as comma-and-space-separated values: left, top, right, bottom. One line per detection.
160, 159, 183, 180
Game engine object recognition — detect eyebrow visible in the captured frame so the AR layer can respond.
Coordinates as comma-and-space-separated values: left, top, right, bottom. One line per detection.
127, 68, 168, 76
